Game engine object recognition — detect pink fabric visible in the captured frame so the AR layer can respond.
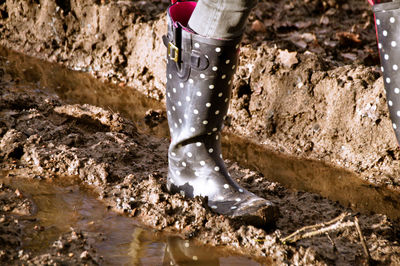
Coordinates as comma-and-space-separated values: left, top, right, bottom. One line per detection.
169, 2, 197, 27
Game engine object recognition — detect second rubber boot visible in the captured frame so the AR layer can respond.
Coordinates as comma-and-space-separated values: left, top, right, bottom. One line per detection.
163, 1, 279, 227
372, 1, 400, 144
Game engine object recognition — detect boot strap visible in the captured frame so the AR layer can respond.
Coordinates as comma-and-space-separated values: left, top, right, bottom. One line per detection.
163, 34, 209, 71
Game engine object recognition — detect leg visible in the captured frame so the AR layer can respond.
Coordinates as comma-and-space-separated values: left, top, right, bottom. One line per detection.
163, 1, 278, 227
188, 0, 258, 39
372, 1, 400, 144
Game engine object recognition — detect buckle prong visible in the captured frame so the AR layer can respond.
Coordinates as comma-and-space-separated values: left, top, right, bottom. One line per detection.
168, 42, 179, 62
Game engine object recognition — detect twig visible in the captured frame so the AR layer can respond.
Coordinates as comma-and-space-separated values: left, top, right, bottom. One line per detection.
281, 212, 350, 244
325, 232, 337, 252
355, 216, 371, 262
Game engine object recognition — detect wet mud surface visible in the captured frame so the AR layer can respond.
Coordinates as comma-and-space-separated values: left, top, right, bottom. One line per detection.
1, 50, 400, 264
1, 0, 400, 264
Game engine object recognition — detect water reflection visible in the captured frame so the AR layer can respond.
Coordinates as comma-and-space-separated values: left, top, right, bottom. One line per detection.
1, 46, 400, 220
1, 174, 260, 265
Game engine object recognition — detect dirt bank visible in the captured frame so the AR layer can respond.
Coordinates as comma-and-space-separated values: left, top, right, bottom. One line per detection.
1, 82, 400, 264
1, 0, 400, 264
1, 0, 398, 192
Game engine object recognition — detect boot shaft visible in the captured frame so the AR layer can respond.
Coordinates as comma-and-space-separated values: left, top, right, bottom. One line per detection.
373, 1, 400, 142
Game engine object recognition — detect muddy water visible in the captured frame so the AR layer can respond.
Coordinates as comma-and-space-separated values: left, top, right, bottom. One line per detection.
1, 46, 400, 221
0, 173, 259, 265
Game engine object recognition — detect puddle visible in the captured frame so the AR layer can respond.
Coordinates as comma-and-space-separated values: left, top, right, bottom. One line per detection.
1, 46, 400, 221
0, 172, 260, 265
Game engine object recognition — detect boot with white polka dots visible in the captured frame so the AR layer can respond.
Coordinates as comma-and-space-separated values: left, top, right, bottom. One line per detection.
163, 1, 279, 227
372, 1, 400, 143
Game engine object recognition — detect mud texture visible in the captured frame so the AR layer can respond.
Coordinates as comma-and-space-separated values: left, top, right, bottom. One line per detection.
1, 85, 400, 264
1, 0, 400, 264
1, 0, 399, 191
0, 175, 101, 265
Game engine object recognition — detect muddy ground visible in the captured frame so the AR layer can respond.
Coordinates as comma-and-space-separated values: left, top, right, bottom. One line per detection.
1, 0, 400, 265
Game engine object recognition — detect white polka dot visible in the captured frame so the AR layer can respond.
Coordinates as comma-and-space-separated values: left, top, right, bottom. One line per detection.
193, 109, 199, 114
189, 79, 194, 83
397, 111, 400, 117
177, 101, 182, 106
187, 152, 193, 157
216, 135, 219, 140
212, 66, 218, 71
173, 88, 176, 93
171, 152, 176, 156
206, 103, 211, 107
221, 74, 226, 79
172, 106, 176, 111
389, 100, 393, 106
394, 65, 399, 71
168, 74, 172, 79
223, 115, 227, 120
200, 161, 205, 166
190, 127, 195, 132
228, 80, 232, 85
235, 198, 241, 202
386, 77, 391, 84
220, 154, 223, 158
212, 128, 217, 132
378, 43, 382, 49
202, 120, 208, 125
170, 128, 174, 133
383, 30, 388, 36
390, 17, 395, 23
215, 110, 220, 115
225, 60, 230, 64
232, 65, 236, 69
200, 74, 205, 79
194, 43, 200, 48
215, 47, 221, 52
192, 256, 198, 261
184, 242, 190, 248
225, 98, 229, 102
209, 84, 214, 89
180, 83, 184, 88
392, 41, 397, 47
184, 114, 188, 119
176, 170, 181, 175
196, 142, 202, 147
214, 166, 220, 171
167, 111, 171, 116
231, 206, 237, 210
385, 54, 389, 60
218, 196, 224, 200
167, 92, 171, 98
186, 96, 190, 102
174, 123, 178, 128
208, 148, 214, 153
395, 88, 400, 94
196, 91, 202, 96
182, 162, 187, 167
211, 205, 217, 209
223, 184, 229, 189
376, 19, 381, 25
179, 119, 183, 124
381, 66, 385, 72
394, 123, 397, 129
218, 92, 223, 97
235, 44, 239, 49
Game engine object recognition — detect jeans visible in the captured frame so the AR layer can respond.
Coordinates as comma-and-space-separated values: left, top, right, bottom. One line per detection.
188, 0, 258, 39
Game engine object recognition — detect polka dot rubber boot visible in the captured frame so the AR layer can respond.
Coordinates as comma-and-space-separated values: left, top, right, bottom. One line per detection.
373, 1, 400, 144
163, 1, 279, 227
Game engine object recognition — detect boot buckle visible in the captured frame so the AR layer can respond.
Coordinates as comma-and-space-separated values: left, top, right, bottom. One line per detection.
168, 42, 179, 62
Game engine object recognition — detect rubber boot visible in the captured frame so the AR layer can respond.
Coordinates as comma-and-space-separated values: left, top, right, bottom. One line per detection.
372, 1, 400, 144
163, 1, 279, 227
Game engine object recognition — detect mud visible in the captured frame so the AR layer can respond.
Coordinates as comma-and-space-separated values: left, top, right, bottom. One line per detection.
1, 0, 399, 190
1, 0, 400, 264
0, 60, 400, 263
